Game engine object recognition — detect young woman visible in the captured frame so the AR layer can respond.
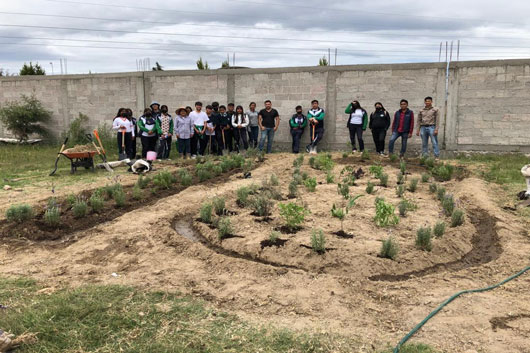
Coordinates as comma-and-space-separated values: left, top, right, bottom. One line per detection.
138, 107, 158, 158
345, 100, 368, 152
126, 108, 138, 158
175, 107, 194, 159
156, 104, 173, 159
289, 105, 307, 153
232, 105, 249, 152
369, 102, 391, 155
112, 109, 135, 159
246, 102, 259, 148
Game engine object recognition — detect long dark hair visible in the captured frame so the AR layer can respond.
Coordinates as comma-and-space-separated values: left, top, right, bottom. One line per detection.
374, 102, 385, 111
236, 105, 246, 123
116, 107, 126, 118
352, 100, 366, 113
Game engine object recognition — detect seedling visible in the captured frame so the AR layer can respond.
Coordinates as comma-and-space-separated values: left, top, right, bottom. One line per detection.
331, 203, 346, 231
442, 194, 455, 216
369, 165, 383, 179
421, 173, 430, 183
416, 227, 433, 251
408, 178, 419, 192
89, 193, 105, 212
378, 173, 389, 187
436, 186, 446, 201
380, 236, 399, 260
178, 169, 193, 186
451, 209, 465, 227
398, 200, 407, 216
269, 230, 280, 243
302, 171, 309, 181
153, 171, 177, 189
326, 172, 335, 184
278, 202, 309, 232
6, 204, 34, 223
304, 177, 317, 192
361, 150, 370, 160
434, 221, 446, 237
432, 163, 454, 181
72, 198, 88, 218
242, 160, 253, 175
252, 195, 273, 217
396, 172, 405, 185
199, 202, 213, 223
136, 175, 151, 189
311, 153, 334, 172
400, 160, 406, 174
197, 169, 213, 182
389, 154, 398, 162
337, 183, 350, 199
66, 194, 77, 206
44, 206, 61, 227
374, 199, 399, 227
113, 189, 126, 208
429, 183, 437, 193
288, 180, 298, 198
310, 229, 326, 254
217, 217, 233, 239
424, 157, 435, 168
132, 185, 144, 201
293, 154, 304, 168
212, 196, 226, 216
236, 186, 252, 207
396, 185, 405, 198
365, 182, 374, 194
340, 166, 356, 186
270, 174, 279, 186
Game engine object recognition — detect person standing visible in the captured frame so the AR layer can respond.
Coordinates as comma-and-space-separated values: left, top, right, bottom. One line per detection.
225, 103, 236, 152
175, 107, 194, 159
126, 108, 138, 158
258, 100, 280, 154
156, 105, 173, 159
369, 102, 391, 155
289, 105, 307, 154
112, 109, 135, 159
232, 105, 249, 152
138, 107, 158, 158
306, 99, 325, 153
345, 100, 368, 153
388, 99, 414, 158
215, 105, 231, 155
189, 102, 209, 158
150, 101, 161, 118
204, 105, 216, 154
246, 102, 259, 148
416, 96, 440, 159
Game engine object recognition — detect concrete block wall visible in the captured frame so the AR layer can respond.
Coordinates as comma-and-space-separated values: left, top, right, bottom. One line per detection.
1, 59, 530, 153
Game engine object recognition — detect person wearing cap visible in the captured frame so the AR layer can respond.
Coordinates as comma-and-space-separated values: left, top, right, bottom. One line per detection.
175, 107, 194, 159
189, 101, 209, 158
150, 101, 161, 118
306, 99, 325, 153
289, 105, 307, 154
156, 104, 173, 159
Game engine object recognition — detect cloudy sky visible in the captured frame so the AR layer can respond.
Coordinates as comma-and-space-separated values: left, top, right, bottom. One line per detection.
1, 0, 530, 74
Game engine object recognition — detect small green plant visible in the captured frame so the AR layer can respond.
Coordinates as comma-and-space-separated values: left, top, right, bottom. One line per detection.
6, 204, 34, 223
380, 236, 399, 260
197, 169, 213, 182
288, 180, 298, 198
270, 174, 279, 186
44, 206, 61, 227
331, 203, 346, 231
342, 151, 348, 158
421, 173, 430, 183
217, 217, 233, 239
278, 202, 309, 232
292, 172, 303, 185
374, 199, 399, 227
436, 186, 446, 201
136, 175, 151, 189
434, 221, 446, 237
199, 202, 213, 223
304, 177, 317, 192
310, 229, 326, 254
293, 154, 304, 168
153, 171, 177, 189
442, 194, 455, 216
396, 172, 405, 185
451, 209, 465, 227
212, 196, 226, 216
66, 194, 77, 206
113, 189, 126, 208
339, 166, 356, 186
369, 165, 384, 179
178, 169, 193, 186
429, 183, 437, 193
389, 154, 398, 162
269, 230, 280, 243
311, 153, 334, 172
424, 157, 435, 168
132, 185, 144, 201
308, 156, 315, 168
242, 160, 253, 175
432, 163, 454, 181
89, 193, 105, 212
400, 160, 406, 174
252, 195, 273, 217
102, 183, 123, 200
416, 227, 433, 251
396, 185, 405, 198
361, 150, 370, 160
365, 182, 374, 194
236, 186, 251, 207
419, 155, 427, 166
72, 198, 88, 218
337, 183, 350, 199
212, 165, 223, 176
398, 200, 407, 216
408, 178, 419, 192
378, 173, 389, 187
326, 172, 334, 184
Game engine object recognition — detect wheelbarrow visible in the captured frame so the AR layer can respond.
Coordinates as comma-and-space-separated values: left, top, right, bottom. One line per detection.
60, 150, 97, 174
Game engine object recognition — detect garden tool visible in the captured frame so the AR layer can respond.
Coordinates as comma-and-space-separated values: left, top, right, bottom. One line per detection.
309, 123, 318, 154
49, 137, 68, 176
119, 130, 127, 160
222, 129, 226, 150
93, 129, 113, 172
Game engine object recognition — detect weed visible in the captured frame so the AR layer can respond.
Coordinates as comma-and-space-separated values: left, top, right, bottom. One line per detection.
434, 221, 446, 237
436, 186, 446, 201
380, 237, 399, 260
374, 199, 399, 227
421, 173, 430, 183
429, 183, 437, 193
113, 189, 126, 208
304, 177, 317, 192
369, 165, 384, 179
416, 227, 433, 251
153, 171, 177, 189
326, 172, 335, 184
432, 163, 454, 181
396, 172, 405, 185
278, 202, 309, 232
199, 203, 213, 223
442, 194, 455, 216
132, 185, 144, 201
451, 209, 465, 227
408, 178, 419, 192
310, 229, 326, 254
361, 150, 370, 160
270, 174, 279, 186
400, 160, 406, 174
212, 196, 226, 216
337, 183, 350, 199
217, 217, 233, 239
396, 185, 405, 198
89, 193, 105, 212
288, 180, 298, 198
72, 198, 88, 218
378, 173, 389, 187
365, 182, 375, 194
252, 195, 274, 217
311, 153, 335, 172
136, 175, 151, 189
44, 207, 61, 227
389, 153, 398, 162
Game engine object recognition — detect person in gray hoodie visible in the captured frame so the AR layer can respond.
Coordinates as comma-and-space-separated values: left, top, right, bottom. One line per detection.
174, 107, 194, 159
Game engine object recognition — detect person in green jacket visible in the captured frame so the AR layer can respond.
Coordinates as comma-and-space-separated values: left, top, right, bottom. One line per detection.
306, 99, 325, 153
345, 100, 368, 153
289, 105, 307, 153
138, 107, 158, 159
156, 104, 174, 159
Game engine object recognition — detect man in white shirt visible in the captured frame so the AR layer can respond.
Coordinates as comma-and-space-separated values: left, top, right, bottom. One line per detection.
189, 101, 209, 157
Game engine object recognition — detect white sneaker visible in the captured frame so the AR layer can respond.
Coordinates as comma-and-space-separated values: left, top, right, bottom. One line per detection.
191, 155, 197, 159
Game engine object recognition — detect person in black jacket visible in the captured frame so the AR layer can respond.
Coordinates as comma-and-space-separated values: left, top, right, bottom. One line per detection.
369, 102, 391, 155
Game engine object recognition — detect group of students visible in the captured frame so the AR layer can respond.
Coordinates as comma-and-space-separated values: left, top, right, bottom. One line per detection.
111, 96, 440, 160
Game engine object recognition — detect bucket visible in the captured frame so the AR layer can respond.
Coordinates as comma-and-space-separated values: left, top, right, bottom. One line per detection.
146, 151, 157, 161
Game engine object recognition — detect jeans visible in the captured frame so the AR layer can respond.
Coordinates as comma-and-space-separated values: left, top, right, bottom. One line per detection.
348, 124, 364, 151
248, 126, 259, 148
157, 136, 172, 159
388, 131, 409, 156
233, 127, 249, 151
290, 128, 303, 153
177, 138, 191, 156
371, 128, 387, 153
258, 127, 275, 153
420, 125, 440, 157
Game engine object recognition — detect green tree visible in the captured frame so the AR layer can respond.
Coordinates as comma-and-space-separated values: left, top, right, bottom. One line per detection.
152, 62, 163, 71
318, 56, 329, 66
197, 57, 210, 70
0, 95, 51, 141
19, 62, 46, 75
221, 59, 230, 68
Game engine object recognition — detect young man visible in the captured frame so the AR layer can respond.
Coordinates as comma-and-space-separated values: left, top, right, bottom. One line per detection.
258, 100, 280, 154
215, 105, 231, 156
189, 101, 209, 158
388, 99, 414, 158
416, 96, 440, 159
204, 105, 216, 155
225, 103, 235, 152
246, 102, 259, 148
289, 105, 307, 154
306, 99, 325, 153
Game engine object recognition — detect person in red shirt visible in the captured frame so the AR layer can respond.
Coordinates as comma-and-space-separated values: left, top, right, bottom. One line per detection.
388, 99, 414, 158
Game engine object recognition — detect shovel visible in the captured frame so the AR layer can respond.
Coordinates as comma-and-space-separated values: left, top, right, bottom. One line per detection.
119, 130, 127, 160
49, 137, 68, 176
222, 128, 226, 151
309, 124, 318, 154
93, 129, 114, 173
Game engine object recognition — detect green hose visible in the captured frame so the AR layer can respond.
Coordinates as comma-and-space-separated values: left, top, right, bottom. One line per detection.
393, 265, 530, 353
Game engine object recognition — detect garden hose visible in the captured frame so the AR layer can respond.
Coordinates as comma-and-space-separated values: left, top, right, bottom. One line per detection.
393, 265, 530, 353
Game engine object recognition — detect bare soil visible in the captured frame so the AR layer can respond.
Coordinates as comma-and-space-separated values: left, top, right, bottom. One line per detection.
0, 153, 529, 353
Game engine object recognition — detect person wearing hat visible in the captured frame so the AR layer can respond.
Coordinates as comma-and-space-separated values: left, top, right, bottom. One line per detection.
175, 107, 194, 159
150, 101, 161, 118
289, 105, 307, 153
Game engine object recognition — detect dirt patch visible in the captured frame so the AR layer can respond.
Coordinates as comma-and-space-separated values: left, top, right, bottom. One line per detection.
332, 230, 354, 239
490, 314, 530, 331
260, 238, 288, 249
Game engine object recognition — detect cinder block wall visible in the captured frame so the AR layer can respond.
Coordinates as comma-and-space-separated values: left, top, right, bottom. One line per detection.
1, 59, 529, 152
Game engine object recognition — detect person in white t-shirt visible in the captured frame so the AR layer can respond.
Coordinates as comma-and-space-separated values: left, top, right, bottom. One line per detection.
345, 100, 368, 153
189, 101, 209, 158
112, 110, 135, 159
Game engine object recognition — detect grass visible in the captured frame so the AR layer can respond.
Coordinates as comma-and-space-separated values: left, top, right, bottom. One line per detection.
0, 278, 359, 353
381, 343, 440, 353
455, 153, 528, 184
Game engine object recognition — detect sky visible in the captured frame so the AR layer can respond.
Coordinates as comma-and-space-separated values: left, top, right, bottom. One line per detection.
1, 0, 530, 74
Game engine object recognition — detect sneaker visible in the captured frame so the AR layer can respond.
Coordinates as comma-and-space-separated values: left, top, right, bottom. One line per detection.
191, 155, 197, 159
352, 149, 357, 154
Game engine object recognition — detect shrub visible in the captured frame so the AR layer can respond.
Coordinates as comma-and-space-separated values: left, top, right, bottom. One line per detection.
288, 180, 298, 198
252, 195, 273, 217
421, 173, 430, 183
380, 237, 399, 260
242, 160, 253, 174
361, 150, 370, 160
6, 204, 34, 223
219, 159, 232, 173
278, 202, 309, 231
374, 199, 399, 227
434, 221, 446, 237
304, 177, 317, 192
331, 203, 346, 231
396, 185, 405, 198
132, 185, 144, 201
419, 155, 427, 166
451, 209, 465, 227
389, 154, 398, 162
378, 173, 389, 187
62, 112, 90, 145
310, 229, 326, 254
340, 166, 356, 186
436, 186, 446, 201
292, 172, 303, 186
236, 186, 251, 207
432, 163, 454, 181
369, 165, 383, 179
442, 194, 455, 216
0, 94, 51, 141
396, 172, 405, 185
136, 175, 151, 189
113, 189, 126, 208
342, 152, 348, 158
44, 207, 60, 227
365, 182, 374, 194
268, 174, 279, 186
72, 198, 88, 218
269, 230, 280, 243
398, 200, 407, 216
400, 161, 406, 175
429, 183, 438, 193
337, 183, 350, 199
424, 157, 435, 169
199, 203, 213, 223
293, 154, 304, 168
66, 194, 77, 206
311, 153, 334, 172
308, 156, 315, 168
212, 165, 223, 176
416, 227, 433, 251
212, 196, 226, 216
197, 169, 212, 182
89, 193, 105, 212
408, 178, 419, 192
102, 183, 123, 200
230, 154, 245, 168
153, 171, 177, 189
326, 172, 334, 184
217, 217, 233, 239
